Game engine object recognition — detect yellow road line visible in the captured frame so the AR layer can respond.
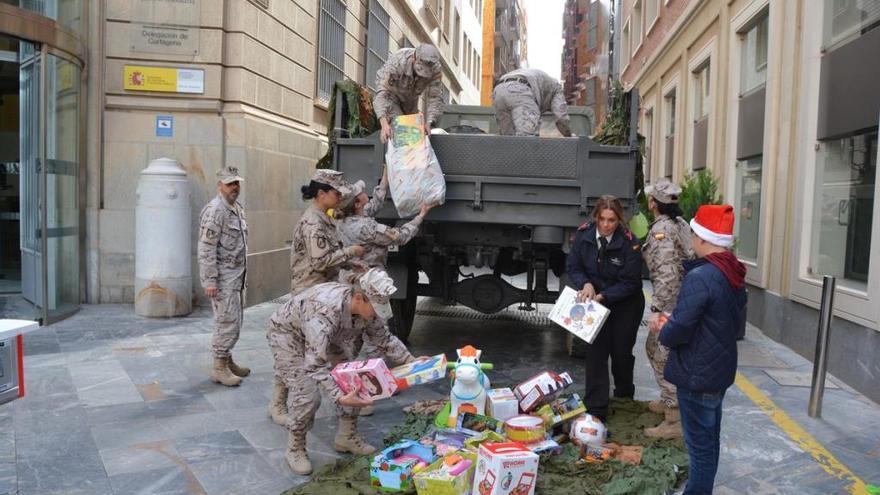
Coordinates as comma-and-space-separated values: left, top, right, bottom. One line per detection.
734, 372, 870, 495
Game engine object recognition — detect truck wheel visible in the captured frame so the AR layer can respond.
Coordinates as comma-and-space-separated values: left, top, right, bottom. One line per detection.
567, 333, 587, 358
390, 295, 417, 342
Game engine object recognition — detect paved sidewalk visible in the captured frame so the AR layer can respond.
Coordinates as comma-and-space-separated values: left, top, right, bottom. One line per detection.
0, 295, 877, 494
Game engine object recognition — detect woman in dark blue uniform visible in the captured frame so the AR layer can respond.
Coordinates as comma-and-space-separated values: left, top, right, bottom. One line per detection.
565, 195, 646, 422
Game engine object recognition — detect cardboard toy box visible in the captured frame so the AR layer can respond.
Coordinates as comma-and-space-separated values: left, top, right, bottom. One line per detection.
392, 354, 448, 391
414, 451, 478, 495
332, 359, 397, 401
420, 430, 470, 456
371, 440, 437, 492
534, 394, 586, 428
487, 388, 519, 422
513, 371, 574, 412
548, 286, 611, 344
472, 442, 539, 495
456, 412, 505, 437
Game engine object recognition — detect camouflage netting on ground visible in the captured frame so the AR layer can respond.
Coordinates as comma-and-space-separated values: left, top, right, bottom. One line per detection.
281, 398, 689, 495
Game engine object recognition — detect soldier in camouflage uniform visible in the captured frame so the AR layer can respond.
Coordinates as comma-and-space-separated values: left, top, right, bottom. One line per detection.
374, 44, 444, 144
267, 268, 417, 475
492, 68, 572, 137
198, 166, 251, 387
642, 178, 693, 439
338, 169, 435, 269
268, 169, 365, 426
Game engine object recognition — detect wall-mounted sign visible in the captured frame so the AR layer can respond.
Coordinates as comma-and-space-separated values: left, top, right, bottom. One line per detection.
124, 65, 205, 94
131, 0, 200, 55
156, 115, 174, 137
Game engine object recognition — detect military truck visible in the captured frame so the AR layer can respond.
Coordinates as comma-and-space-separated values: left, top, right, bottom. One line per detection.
331, 94, 640, 346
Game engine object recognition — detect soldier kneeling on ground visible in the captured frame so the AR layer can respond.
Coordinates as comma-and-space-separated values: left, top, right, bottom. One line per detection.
267, 268, 423, 475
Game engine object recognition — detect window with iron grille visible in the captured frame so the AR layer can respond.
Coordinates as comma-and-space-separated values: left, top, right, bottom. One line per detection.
585, 77, 596, 105
318, 0, 346, 104
366, 0, 390, 91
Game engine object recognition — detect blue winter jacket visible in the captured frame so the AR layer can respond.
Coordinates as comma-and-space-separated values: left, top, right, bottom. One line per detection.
660, 258, 747, 393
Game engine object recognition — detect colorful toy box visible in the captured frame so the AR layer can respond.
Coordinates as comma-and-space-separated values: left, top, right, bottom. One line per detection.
456, 412, 505, 437
513, 371, 574, 412
534, 394, 586, 428
392, 354, 448, 391
420, 430, 470, 456
487, 388, 519, 422
472, 442, 539, 495
371, 440, 437, 492
331, 358, 397, 401
414, 451, 477, 495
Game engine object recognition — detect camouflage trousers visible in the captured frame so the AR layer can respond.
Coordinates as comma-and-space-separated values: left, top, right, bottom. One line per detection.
645, 330, 677, 408
492, 81, 540, 136
267, 324, 358, 434
211, 289, 244, 358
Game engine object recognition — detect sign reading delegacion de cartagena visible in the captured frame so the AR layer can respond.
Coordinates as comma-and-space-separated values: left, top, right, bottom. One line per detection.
130, 0, 200, 55
123, 65, 205, 94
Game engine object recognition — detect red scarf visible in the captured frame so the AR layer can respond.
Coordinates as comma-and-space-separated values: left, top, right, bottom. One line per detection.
704, 251, 747, 289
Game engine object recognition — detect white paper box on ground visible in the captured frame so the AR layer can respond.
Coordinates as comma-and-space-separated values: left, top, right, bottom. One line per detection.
548, 286, 610, 344
487, 388, 519, 422
472, 442, 539, 495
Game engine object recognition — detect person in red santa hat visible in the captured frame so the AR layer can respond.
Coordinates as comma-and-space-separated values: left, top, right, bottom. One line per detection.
648, 204, 747, 495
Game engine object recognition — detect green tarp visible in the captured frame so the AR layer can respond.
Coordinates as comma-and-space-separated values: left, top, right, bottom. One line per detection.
281, 398, 688, 495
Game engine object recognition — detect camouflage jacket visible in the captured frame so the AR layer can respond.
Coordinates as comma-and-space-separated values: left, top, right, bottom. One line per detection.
269, 282, 413, 402
362, 181, 388, 218
642, 215, 693, 313
291, 205, 358, 294
373, 48, 444, 125
198, 195, 248, 290
339, 215, 423, 268
500, 68, 570, 125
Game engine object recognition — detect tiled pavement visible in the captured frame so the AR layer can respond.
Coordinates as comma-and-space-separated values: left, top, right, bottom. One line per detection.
0, 294, 878, 495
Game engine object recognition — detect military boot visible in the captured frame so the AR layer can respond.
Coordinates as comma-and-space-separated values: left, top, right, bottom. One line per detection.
227, 355, 251, 377
645, 407, 683, 439
286, 432, 312, 475
334, 417, 376, 455
647, 399, 667, 414
268, 381, 289, 426
211, 357, 242, 387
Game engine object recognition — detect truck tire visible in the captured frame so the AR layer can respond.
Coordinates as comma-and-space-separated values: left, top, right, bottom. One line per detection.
390, 295, 417, 342
566, 333, 587, 358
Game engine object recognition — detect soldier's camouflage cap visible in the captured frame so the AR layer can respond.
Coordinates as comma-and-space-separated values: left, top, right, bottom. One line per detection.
217, 166, 244, 184
339, 180, 366, 209
311, 169, 351, 195
358, 268, 397, 321
645, 177, 681, 204
414, 44, 441, 78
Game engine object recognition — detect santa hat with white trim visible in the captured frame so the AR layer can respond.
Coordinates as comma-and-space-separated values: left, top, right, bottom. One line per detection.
690, 204, 735, 248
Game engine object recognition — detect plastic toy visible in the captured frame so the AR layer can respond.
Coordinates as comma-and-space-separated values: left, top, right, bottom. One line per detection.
534, 394, 586, 428
447, 345, 492, 427
456, 411, 504, 436
392, 354, 448, 391
414, 452, 478, 495
332, 358, 397, 401
503, 415, 546, 445
371, 440, 437, 492
569, 414, 607, 447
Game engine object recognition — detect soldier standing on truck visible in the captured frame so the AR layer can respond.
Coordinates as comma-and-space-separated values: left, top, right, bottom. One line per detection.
492, 68, 572, 137
267, 169, 366, 427
198, 166, 250, 387
642, 178, 693, 439
374, 44, 444, 143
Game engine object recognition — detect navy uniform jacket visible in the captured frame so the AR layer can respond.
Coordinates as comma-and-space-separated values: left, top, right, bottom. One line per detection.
565, 223, 644, 305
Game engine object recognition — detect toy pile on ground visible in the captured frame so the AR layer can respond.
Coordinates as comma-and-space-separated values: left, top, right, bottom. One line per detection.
285, 345, 689, 495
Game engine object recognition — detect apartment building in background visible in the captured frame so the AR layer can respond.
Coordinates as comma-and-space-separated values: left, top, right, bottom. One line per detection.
562, 0, 612, 127
0, 0, 484, 324
479, 0, 528, 104
618, 0, 880, 403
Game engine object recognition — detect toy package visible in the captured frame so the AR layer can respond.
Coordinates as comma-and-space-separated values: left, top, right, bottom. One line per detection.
456, 412, 505, 437
420, 430, 470, 456
503, 416, 546, 445
331, 358, 397, 401
392, 354, 448, 391
548, 286, 610, 344
371, 440, 437, 492
414, 451, 477, 495
534, 394, 586, 429
386, 113, 447, 217
472, 442, 539, 495
513, 371, 574, 412
487, 388, 519, 422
